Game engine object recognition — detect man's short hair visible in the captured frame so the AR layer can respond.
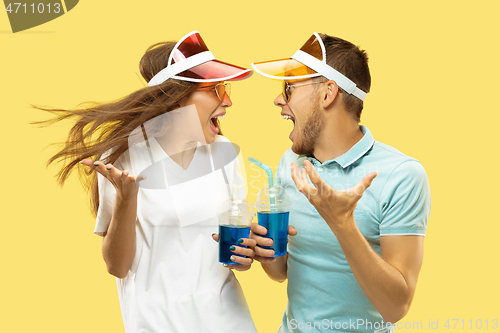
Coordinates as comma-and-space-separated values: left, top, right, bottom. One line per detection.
319, 33, 371, 122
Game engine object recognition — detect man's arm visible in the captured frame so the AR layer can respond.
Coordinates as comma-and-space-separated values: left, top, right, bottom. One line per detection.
250, 223, 297, 283
261, 255, 288, 283
334, 223, 424, 323
291, 160, 427, 323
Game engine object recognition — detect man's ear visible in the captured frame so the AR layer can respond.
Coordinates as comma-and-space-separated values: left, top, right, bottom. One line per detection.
323, 80, 340, 109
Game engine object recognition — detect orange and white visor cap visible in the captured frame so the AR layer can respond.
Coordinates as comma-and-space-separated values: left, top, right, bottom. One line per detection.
251, 32, 367, 101
148, 30, 253, 86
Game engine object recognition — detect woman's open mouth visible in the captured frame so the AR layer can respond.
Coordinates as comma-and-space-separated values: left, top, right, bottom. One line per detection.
210, 114, 225, 134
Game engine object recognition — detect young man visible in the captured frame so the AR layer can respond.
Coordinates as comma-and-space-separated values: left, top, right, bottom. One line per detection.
250, 33, 431, 333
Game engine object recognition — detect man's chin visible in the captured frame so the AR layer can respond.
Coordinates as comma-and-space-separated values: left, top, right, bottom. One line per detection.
291, 141, 312, 156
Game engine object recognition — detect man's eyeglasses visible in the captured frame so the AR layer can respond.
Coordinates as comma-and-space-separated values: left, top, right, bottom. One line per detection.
282, 80, 326, 102
198, 82, 231, 101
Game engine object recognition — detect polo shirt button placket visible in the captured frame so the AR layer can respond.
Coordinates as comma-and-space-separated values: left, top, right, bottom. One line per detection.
312, 165, 323, 214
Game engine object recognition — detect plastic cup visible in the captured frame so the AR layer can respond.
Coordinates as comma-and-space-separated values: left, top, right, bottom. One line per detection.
254, 185, 291, 257
218, 199, 254, 265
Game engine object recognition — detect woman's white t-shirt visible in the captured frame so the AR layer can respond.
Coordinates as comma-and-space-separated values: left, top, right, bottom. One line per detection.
94, 135, 256, 333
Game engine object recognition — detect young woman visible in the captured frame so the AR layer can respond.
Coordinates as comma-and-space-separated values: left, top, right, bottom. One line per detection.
41, 31, 257, 333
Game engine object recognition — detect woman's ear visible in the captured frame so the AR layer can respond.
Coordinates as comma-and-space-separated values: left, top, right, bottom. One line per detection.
323, 80, 340, 109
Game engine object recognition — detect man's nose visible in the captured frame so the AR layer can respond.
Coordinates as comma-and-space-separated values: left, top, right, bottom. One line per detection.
274, 92, 286, 107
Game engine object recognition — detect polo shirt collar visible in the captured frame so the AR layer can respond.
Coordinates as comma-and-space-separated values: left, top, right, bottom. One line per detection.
305, 126, 375, 169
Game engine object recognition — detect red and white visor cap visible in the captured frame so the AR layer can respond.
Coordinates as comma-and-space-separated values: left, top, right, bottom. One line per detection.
148, 30, 253, 86
251, 32, 367, 101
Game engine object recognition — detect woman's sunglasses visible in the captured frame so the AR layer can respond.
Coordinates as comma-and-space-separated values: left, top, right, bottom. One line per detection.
198, 82, 231, 101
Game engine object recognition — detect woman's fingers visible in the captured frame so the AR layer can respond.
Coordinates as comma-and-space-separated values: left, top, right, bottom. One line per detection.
230, 245, 254, 258
81, 160, 141, 196
80, 159, 95, 166
212, 233, 220, 242
238, 238, 256, 248
85, 160, 111, 178
229, 254, 253, 266
136, 174, 147, 183
120, 169, 138, 185
82, 160, 114, 177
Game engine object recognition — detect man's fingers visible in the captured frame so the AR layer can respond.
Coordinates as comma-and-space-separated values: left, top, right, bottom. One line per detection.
353, 172, 378, 196
288, 225, 298, 236
300, 167, 309, 183
291, 162, 311, 197
253, 255, 277, 264
226, 264, 250, 271
304, 160, 328, 192
290, 162, 301, 185
253, 245, 275, 258
250, 223, 267, 236
251, 234, 273, 247
366, 172, 378, 184
212, 233, 219, 243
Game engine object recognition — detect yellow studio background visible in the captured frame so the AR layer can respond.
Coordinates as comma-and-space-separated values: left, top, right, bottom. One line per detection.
1, 0, 499, 332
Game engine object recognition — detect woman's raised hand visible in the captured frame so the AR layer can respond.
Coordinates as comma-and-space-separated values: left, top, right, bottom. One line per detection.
81, 159, 146, 199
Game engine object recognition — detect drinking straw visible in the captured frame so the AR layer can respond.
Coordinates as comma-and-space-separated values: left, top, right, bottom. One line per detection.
248, 156, 279, 251
248, 156, 274, 189
231, 161, 248, 226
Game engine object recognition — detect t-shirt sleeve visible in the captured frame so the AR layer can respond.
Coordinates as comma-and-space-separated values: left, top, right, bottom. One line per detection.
93, 158, 124, 236
379, 160, 431, 236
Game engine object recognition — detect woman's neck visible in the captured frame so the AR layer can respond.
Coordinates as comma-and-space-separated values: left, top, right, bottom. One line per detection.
156, 134, 199, 170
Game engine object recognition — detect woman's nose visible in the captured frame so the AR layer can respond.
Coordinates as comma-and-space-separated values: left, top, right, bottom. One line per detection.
221, 93, 232, 107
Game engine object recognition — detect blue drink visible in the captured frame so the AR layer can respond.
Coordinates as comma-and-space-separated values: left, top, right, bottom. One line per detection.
218, 225, 250, 265
257, 211, 289, 257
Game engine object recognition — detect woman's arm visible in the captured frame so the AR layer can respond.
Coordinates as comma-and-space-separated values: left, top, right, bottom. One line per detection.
101, 192, 138, 278
83, 159, 143, 279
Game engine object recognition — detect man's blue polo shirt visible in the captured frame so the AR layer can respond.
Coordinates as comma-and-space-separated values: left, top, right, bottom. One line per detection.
276, 126, 431, 333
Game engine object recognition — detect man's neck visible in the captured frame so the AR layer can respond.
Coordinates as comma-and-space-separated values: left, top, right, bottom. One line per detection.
312, 116, 364, 164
